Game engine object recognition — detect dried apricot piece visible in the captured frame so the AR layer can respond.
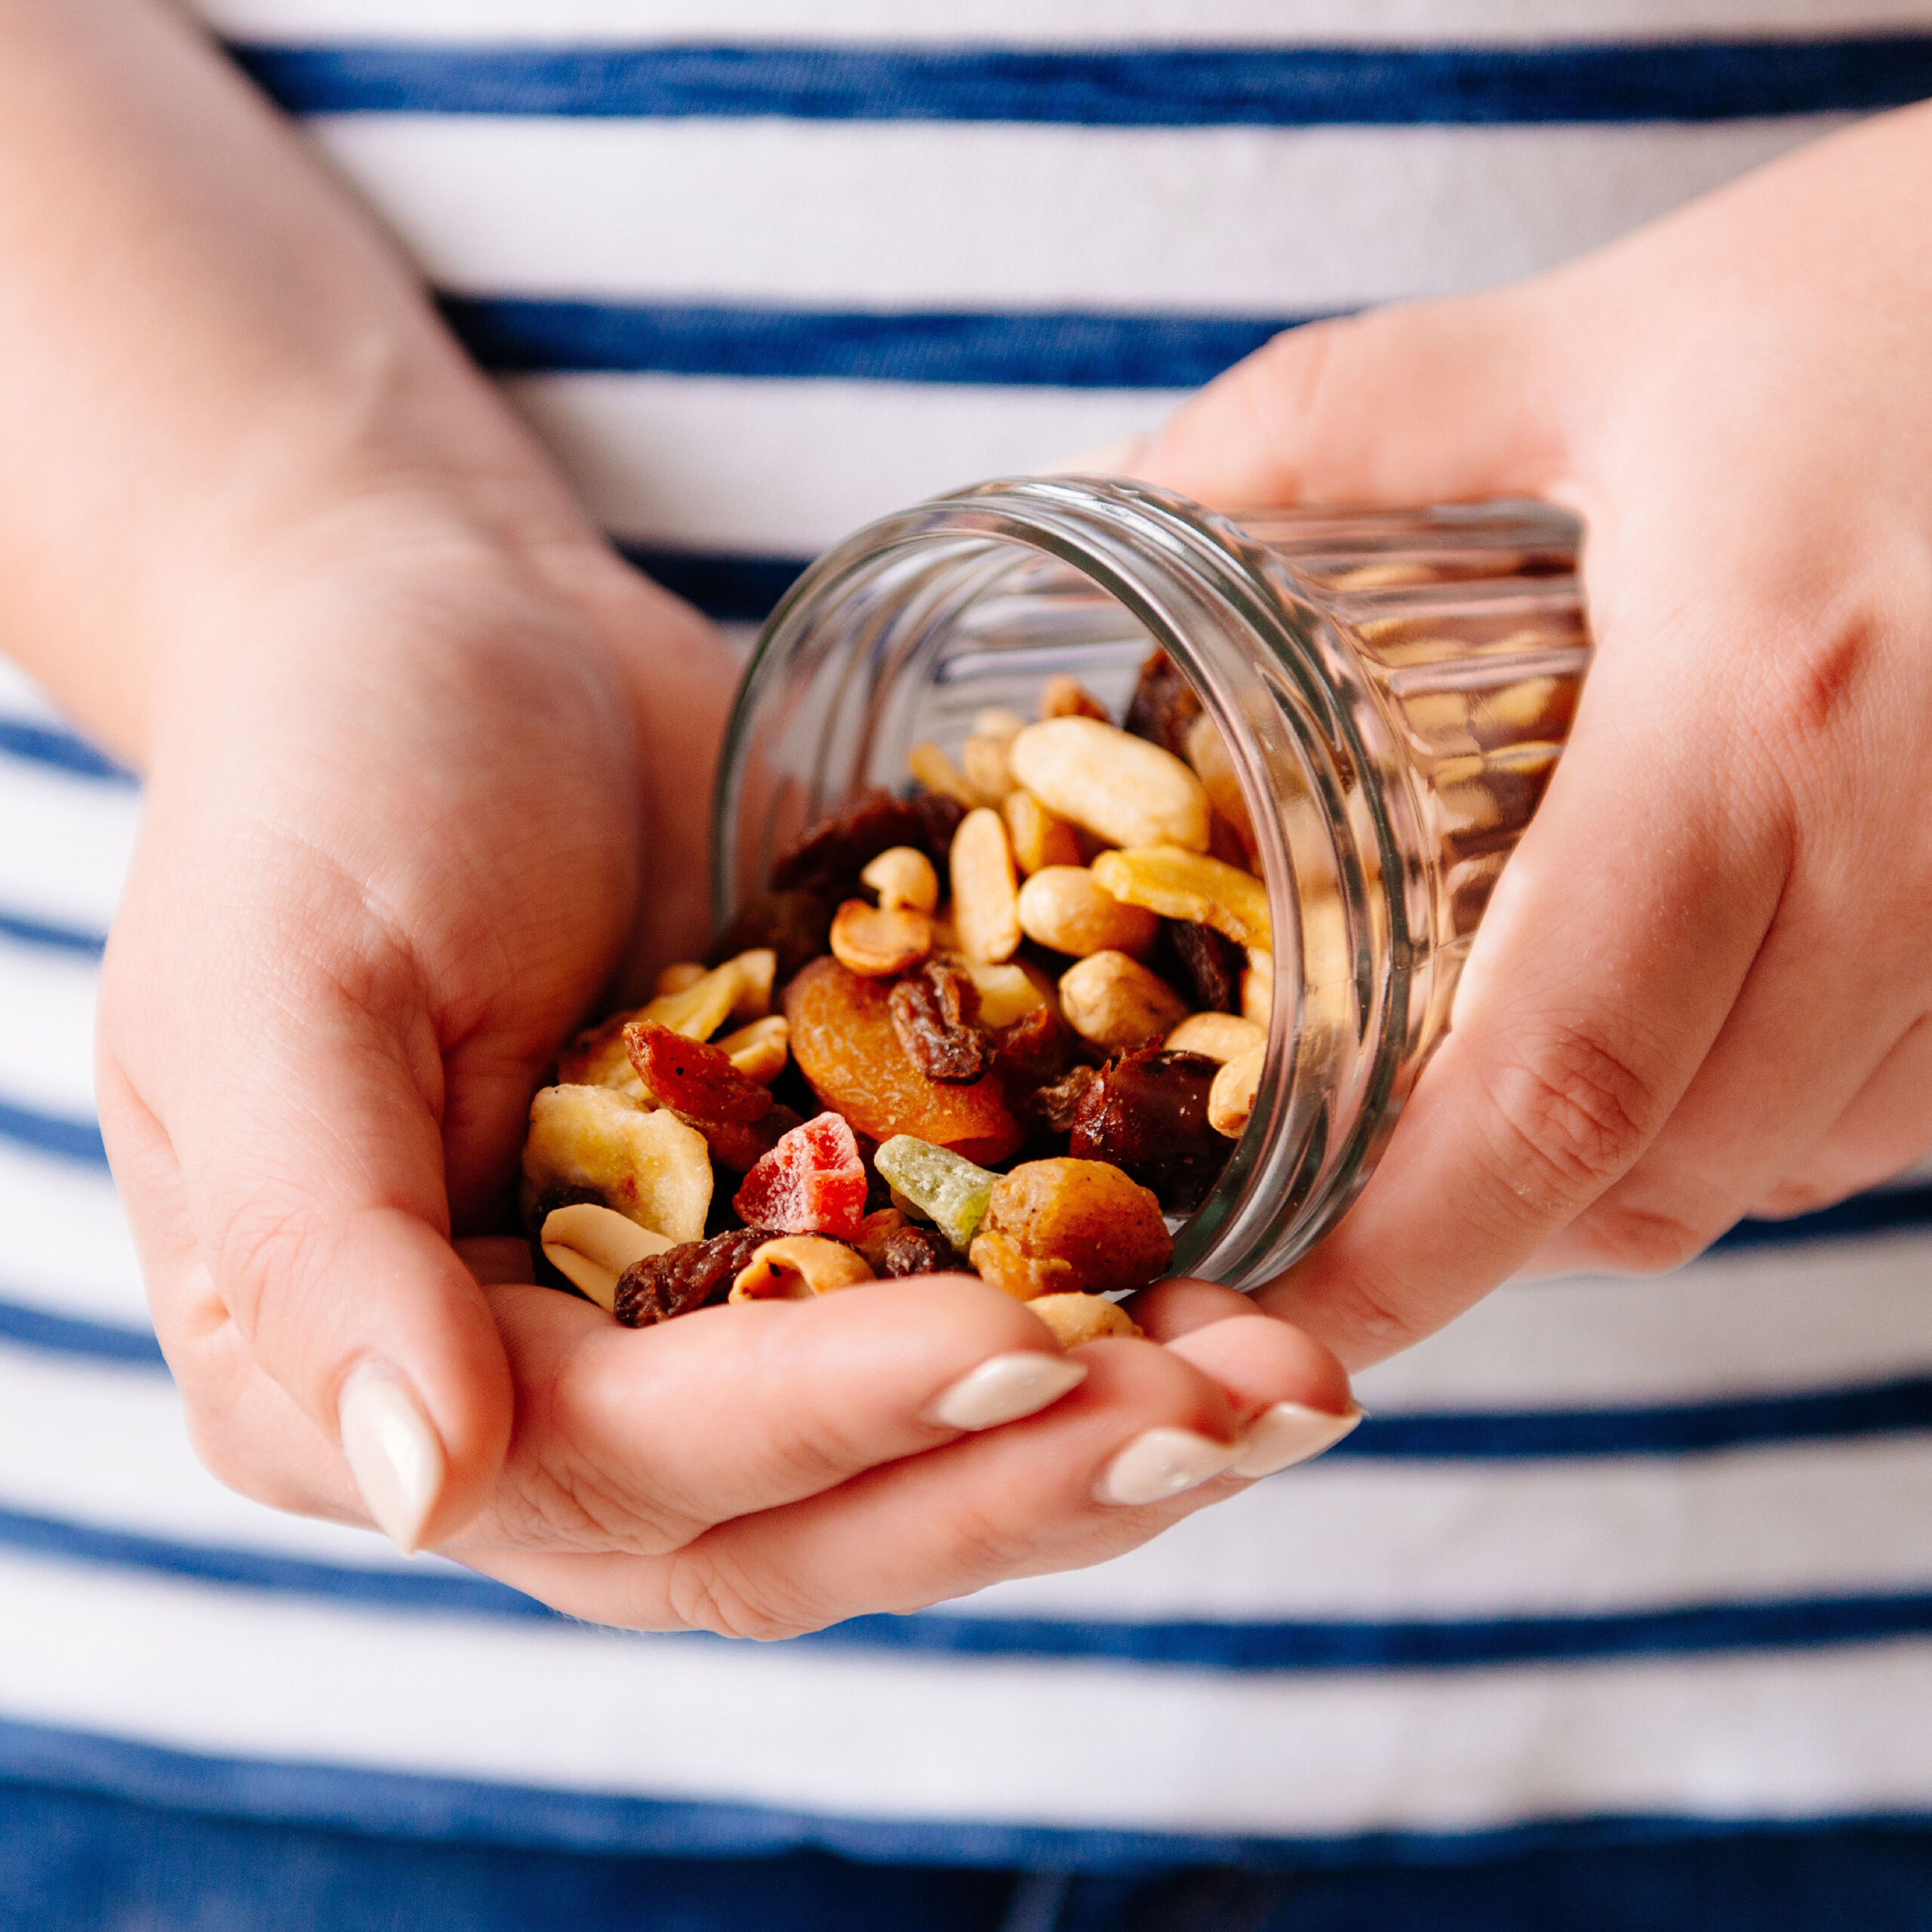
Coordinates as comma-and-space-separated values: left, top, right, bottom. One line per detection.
969, 1157, 1173, 1298
732, 1112, 869, 1241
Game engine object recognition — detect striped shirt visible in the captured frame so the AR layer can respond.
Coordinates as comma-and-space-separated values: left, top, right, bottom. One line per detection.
1, 0, 1929, 1874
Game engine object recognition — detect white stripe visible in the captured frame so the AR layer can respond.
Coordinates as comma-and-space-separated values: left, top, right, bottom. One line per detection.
0, 661, 66, 730
193, 0, 1932, 48
508, 374, 1174, 552
313, 115, 1839, 313
3, 1547, 1930, 1834
4, 1330, 1930, 1617
0, 940, 97, 1118
0, 762, 134, 937
0, 1147, 146, 1326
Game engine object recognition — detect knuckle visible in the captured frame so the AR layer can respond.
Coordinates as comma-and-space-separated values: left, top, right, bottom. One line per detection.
663, 1549, 827, 1642
1564, 1198, 1713, 1275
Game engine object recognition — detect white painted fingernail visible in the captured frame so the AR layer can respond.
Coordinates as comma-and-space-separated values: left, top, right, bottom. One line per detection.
339, 1363, 446, 1555
1230, 1402, 1362, 1479
1038, 434, 1146, 476
924, 1352, 1088, 1431
1095, 1426, 1235, 1506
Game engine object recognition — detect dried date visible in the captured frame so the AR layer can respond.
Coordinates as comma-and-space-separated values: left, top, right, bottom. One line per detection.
889, 959, 992, 1084
1123, 650, 1203, 759
614, 1227, 774, 1327
1069, 1048, 1229, 1211
1028, 1062, 1099, 1134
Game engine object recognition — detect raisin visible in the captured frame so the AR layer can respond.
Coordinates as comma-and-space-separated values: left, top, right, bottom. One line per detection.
1029, 1063, 1099, 1134
1123, 650, 1203, 759
710, 889, 832, 982
906, 790, 968, 866
877, 1225, 965, 1277
889, 960, 991, 1084
624, 1019, 780, 1172
521, 1182, 601, 1242
768, 790, 936, 896
990, 1005, 1068, 1093
1069, 1048, 1229, 1211
1158, 918, 1243, 1014
614, 1228, 774, 1327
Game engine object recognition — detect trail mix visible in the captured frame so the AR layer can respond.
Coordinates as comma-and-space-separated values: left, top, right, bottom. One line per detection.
519, 654, 1272, 1349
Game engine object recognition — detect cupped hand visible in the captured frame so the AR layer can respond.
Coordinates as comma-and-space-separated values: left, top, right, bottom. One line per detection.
1125, 100, 1932, 1367
94, 501, 1353, 1632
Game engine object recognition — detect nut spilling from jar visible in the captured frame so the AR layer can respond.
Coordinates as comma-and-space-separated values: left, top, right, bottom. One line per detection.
520, 650, 1272, 1337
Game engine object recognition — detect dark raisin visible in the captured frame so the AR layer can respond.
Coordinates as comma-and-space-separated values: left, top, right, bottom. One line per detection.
614, 1227, 775, 1327
992, 1005, 1069, 1095
1069, 1048, 1229, 1211
876, 1225, 965, 1277
1159, 919, 1242, 1014
906, 790, 968, 867
710, 889, 832, 981
889, 959, 992, 1084
1029, 1062, 1100, 1134
523, 1183, 602, 1242
768, 791, 926, 894
1123, 650, 1203, 759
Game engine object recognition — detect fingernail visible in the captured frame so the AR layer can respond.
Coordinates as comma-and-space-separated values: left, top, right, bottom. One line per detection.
1095, 1426, 1235, 1506
339, 1362, 446, 1555
1039, 434, 1146, 476
924, 1352, 1088, 1431
1230, 1402, 1363, 1479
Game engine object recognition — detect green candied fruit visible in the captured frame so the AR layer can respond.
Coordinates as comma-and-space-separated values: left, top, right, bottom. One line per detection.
874, 1135, 996, 1251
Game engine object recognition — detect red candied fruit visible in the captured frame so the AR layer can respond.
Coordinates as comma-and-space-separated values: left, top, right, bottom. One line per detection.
732, 1112, 869, 1241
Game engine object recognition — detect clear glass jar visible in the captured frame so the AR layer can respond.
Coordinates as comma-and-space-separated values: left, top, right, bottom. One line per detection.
715, 479, 1589, 1289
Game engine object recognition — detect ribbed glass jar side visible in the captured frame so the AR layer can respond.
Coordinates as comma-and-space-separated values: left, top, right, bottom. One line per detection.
713, 481, 1586, 1290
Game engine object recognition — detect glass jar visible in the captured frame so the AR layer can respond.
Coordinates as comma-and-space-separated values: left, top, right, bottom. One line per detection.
714, 478, 1589, 1290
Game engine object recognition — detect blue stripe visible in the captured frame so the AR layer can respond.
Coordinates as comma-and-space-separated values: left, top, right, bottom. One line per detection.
8, 1500, 1932, 1671
8, 1715, 1932, 1873
0, 1297, 163, 1367
1715, 1183, 1932, 1252
0, 909, 107, 958
228, 37, 1932, 126
443, 294, 1294, 388
0, 1099, 107, 1168
615, 543, 810, 625
0, 719, 135, 787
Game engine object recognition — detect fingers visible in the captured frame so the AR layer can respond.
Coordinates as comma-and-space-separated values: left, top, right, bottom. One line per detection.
475, 1321, 1342, 1637
1128, 291, 1564, 509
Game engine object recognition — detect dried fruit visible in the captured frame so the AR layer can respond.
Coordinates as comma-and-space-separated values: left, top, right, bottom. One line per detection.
1028, 1063, 1099, 1134
876, 1223, 964, 1276
969, 1157, 1172, 1299
1002, 789, 1084, 875
989, 1005, 1069, 1095
732, 1112, 870, 1241
889, 958, 991, 1084
829, 897, 934, 977
1008, 717, 1211, 854
521, 1084, 714, 1242
1028, 1292, 1143, 1346
1160, 918, 1244, 1015
1069, 1048, 1227, 1211
1123, 649, 1202, 758
614, 1227, 772, 1327
623, 1020, 783, 1171
1016, 865, 1160, 958
1058, 950, 1191, 1055
771, 789, 940, 893
784, 956, 1024, 1164
729, 1234, 875, 1301
556, 1012, 648, 1097
860, 845, 940, 914
540, 1203, 675, 1312
874, 1135, 998, 1251
949, 807, 1023, 964
1039, 674, 1109, 722
1164, 1012, 1266, 1063
1091, 847, 1272, 951
712, 889, 833, 983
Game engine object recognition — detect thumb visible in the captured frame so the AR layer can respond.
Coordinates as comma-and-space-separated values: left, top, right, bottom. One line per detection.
1128, 290, 1565, 509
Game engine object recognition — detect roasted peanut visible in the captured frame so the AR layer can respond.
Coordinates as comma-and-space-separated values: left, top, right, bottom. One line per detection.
1016, 866, 1159, 958
1008, 717, 1211, 854
974, 706, 1029, 740
830, 897, 934, 977
1028, 1292, 1142, 1346
1164, 1012, 1266, 1063
961, 732, 1017, 805
949, 807, 1023, 964
541, 1202, 675, 1312
715, 1013, 790, 1083
1058, 950, 1190, 1055
956, 958, 1052, 1029
1183, 713, 1257, 859
521, 1084, 714, 1242
1090, 846, 1272, 951
1241, 949, 1273, 1030
860, 844, 940, 914
1208, 1048, 1263, 1139
1038, 675, 1109, 722
1002, 789, 1084, 875
728, 1234, 875, 1301
909, 740, 979, 808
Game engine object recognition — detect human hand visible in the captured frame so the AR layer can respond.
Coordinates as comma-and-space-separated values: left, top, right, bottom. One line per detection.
1124, 100, 1932, 1367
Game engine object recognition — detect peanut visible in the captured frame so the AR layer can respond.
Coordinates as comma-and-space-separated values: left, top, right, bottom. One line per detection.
637, 948, 777, 1041
830, 897, 934, 977
728, 1234, 875, 1301
974, 706, 1029, 740
1038, 675, 1109, 721
860, 844, 940, 914
1208, 1048, 1263, 1139
961, 731, 1017, 805
1002, 789, 1084, 875
949, 807, 1023, 964
1183, 713, 1257, 859
909, 740, 979, 808
1090, 846, 1271, 951
956, 958, 1052, 1029
1017, 866, 1159, 958
1058, 950, 1190, 1054
1241, 949, 1273, 1030
1164, 1012, 1266, 1063
1008, 717, 1211, 854
540, 1202, 674, 1312
521, 1084, 714, 1241
715, 1013, 790, 1083
1028, 1292, 1143, 1346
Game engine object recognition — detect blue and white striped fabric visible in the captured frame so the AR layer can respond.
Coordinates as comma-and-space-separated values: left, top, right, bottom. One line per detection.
2, 0, 1930, 1882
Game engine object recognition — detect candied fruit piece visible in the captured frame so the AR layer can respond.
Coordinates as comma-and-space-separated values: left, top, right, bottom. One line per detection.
969, 1157, 1173, 1299
783, 956, 1023, 1165
732, 1112, 869, 1241
1069, 1048, 1229, 1212
614, 1227, 773, 1327
874, 1135, 997, 1251
889, 959, 991, 1084
624, 1019, 783, 1171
